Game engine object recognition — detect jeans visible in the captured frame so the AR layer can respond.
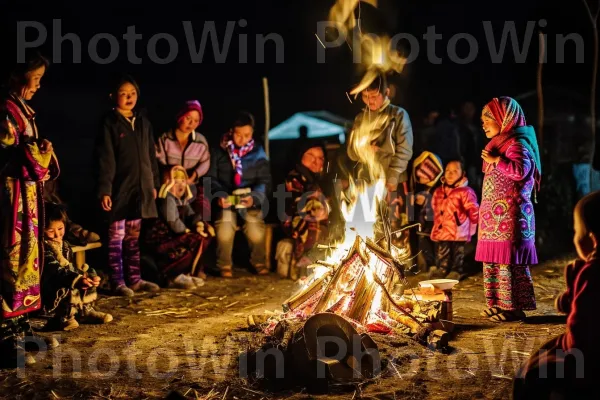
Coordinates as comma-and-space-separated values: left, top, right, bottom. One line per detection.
436, 241, 466, 274
215, 208, 266, 270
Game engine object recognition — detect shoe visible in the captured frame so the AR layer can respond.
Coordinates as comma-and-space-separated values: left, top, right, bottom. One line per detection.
114, 285, 135, 297
85, 231, 101, 243
17, 318, 60, 350
81, 304, 113, 324
62, 316, 79, 331
190, 276, 205, 287
170, 274, 196, 290
131, 280, 160, 292
428, 267, 445, 279
220, 266, 233, 278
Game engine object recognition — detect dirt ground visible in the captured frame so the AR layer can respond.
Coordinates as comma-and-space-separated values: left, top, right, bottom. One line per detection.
0, 253, 574, 400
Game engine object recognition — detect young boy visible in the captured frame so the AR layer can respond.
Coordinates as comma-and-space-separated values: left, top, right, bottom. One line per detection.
430, 160, 479, 280
42, 204, 113, 331
513, 190, 600, 399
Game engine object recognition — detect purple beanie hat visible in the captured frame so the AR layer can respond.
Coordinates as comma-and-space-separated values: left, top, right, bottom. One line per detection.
176, 100, 203, 125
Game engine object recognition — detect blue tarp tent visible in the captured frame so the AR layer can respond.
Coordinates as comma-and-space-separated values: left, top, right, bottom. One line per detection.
268, 111, 351, 143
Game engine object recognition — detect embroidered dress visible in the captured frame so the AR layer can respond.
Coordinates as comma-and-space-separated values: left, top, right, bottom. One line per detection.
0, 94, 59, 320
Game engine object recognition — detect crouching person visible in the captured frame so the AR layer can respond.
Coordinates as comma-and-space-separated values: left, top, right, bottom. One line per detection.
205, 111, 271, 278
277, 142, 329, 280
42, 204, 112, 331
144, 166, 214, 289
513, 191, 600, 399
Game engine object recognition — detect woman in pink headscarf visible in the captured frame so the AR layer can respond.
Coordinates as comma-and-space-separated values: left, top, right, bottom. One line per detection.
476, 97, 542, 322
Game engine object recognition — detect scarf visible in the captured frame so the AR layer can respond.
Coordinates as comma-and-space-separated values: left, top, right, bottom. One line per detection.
221, 132, 254, 187
483, 97, 542, 199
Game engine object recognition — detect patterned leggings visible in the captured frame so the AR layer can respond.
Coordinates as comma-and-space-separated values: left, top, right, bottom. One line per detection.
483, 263, 536, 311
108, 219, 142, 288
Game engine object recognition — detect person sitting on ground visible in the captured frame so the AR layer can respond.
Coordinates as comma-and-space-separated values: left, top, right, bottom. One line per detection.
409, 151, 444, 275
276, 141, 330, 280
156, 100, 211, 218
205, 111, 271, 278
513, 190, 600, 399
143, 166, 214, 289
44, 179, 100, 246
41, 203, 113, 331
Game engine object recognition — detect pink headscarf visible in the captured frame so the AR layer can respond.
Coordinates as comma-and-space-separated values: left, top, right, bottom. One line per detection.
482, 96, 526, 134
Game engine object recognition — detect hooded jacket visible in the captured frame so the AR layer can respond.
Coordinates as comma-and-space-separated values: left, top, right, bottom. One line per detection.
431, 177, 479, 242
347, 99, 414, 185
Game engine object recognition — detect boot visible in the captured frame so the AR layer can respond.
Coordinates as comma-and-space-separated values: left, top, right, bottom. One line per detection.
18, 318, 60, 349
80, 304, 113, 324
0, 337, 35, 368
113, 285, 134, 297
190, 276, 205, 287
61, 316, 79, 331
169, 274, 196, 290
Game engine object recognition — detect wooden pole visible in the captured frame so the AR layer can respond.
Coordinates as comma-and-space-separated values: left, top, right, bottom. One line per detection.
582, 0, 600, 169
262, 77, 270, 158
537, 32, 545, 149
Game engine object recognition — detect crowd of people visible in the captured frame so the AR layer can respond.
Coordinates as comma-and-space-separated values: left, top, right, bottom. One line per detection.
0, 51, 598, 398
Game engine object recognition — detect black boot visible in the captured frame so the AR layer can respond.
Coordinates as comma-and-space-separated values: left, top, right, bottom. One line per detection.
0, 317, 35, 368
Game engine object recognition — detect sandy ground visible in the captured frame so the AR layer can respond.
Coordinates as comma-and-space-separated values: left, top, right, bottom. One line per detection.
0, 253, 574, 400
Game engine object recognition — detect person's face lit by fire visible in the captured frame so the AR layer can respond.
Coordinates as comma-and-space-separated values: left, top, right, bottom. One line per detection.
169, 170, 188, 199
444, 161, 464, 186
481, 112, 501, 139
361, 87, 389, 111
44, 220, 65, 242
573, 206, 597, 261
18, 66, 45, 101
113, 82, 138, 114
301, 147, 325, 174
232, 125, 253, 147
177, 110, 201, 134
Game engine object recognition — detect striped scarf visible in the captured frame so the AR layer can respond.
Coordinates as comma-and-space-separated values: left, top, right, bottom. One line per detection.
221, 132, 254, 187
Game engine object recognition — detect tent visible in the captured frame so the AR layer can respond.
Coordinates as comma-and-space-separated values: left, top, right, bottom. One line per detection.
268, 111, 351, 143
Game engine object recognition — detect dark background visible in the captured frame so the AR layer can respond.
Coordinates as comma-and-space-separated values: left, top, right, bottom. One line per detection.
0, 0, 595, 225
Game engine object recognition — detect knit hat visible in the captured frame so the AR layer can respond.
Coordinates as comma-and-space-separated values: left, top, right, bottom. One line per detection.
158, 165, 194, 202
297, 139, 327, 165
176, 100, 203, 125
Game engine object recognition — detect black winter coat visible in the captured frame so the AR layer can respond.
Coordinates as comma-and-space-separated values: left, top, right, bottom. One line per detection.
95, 109, 160, 222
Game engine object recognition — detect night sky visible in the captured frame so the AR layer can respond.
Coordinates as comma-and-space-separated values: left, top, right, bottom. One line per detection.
0, 0, 595, 218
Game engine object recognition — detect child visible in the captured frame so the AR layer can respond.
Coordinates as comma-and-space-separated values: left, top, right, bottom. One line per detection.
430, 160, 479, 280
144, 166, 214, 289
476, 97, 541, 322
95, 75, 160, 296
513, 191, 600, 399
410, 151, 444, 275
42, 203, 112, 331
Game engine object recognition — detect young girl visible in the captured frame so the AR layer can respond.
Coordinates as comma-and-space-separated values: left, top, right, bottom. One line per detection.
430, 160, 479, 280
476, 97, 542, 322
96, 75, 160, 296
144, 166, 214, 289
514, 191, 600, 399
42, 204, 112, 331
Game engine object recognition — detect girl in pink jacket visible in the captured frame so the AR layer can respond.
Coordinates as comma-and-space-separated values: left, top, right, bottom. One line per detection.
430, 160, 480, 280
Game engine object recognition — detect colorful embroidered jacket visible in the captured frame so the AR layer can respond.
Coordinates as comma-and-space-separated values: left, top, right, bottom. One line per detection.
0, 93, 60, 319
282, 164, 329, 259
475, 126, 539, 265
430, 177, 479, 242
156, 130, 210, 183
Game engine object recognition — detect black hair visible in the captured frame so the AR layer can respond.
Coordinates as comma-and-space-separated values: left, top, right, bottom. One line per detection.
365, 74, 388, 93
446, 159, 466, 173
111, 74, 141, 99
44, 202, 68, 227
5, 50, 49, 92
231, 111, 255, 129
576, 190, 600, 236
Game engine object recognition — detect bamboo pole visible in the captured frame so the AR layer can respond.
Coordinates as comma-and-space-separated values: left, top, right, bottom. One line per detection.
262, 77, 270, 158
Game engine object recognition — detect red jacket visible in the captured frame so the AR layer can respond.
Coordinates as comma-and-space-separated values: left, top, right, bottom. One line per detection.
430, 178, 479, 242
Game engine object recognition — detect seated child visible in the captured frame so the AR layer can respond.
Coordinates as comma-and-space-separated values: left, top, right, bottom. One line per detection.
144, 166, 214, 289
430, 160, 479, 280
513, 191, 600, 399
42, 203, 112, 331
